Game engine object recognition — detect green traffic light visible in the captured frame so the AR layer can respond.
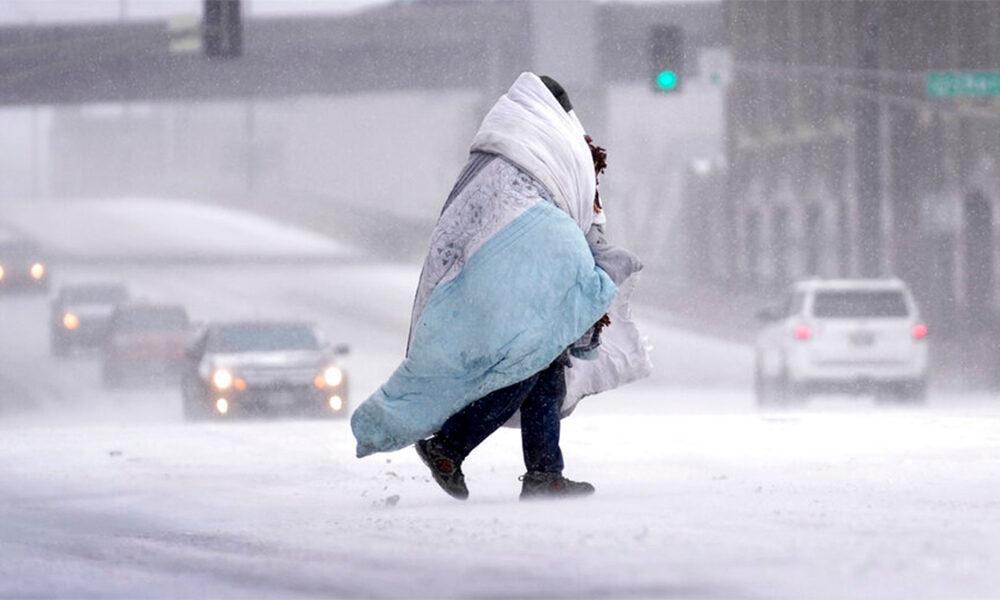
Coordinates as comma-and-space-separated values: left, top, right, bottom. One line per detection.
655, 69, 678, 91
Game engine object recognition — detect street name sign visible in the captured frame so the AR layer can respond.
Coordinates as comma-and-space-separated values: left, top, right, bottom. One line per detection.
927, 71, 1000, 98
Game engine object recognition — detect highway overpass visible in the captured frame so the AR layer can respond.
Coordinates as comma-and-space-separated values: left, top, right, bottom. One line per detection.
0, 0, 723, 106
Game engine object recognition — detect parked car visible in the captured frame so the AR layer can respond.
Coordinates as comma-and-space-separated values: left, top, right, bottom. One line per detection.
754, 278, 929, 405
103, 303, 191, 387
181, 320, 349, 420
0, 238, 48, 292
50, 283, 130, 356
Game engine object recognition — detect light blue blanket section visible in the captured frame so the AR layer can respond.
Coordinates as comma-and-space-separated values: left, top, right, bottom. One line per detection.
352, 200, 617, 457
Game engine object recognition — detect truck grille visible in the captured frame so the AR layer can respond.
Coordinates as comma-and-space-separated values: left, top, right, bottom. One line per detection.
239, 366, 317, 387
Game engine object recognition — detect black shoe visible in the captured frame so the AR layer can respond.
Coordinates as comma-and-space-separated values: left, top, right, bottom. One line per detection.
519, 471, 595, 500
415, 439, 469, 500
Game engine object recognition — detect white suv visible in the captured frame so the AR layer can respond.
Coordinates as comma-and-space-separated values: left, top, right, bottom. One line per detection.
754, 279, 929, 405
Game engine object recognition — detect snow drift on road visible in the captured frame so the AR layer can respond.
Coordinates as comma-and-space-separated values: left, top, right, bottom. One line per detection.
2, 198, 353, 261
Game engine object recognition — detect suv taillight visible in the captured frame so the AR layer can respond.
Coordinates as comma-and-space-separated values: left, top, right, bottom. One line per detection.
912, 323, 928, 340
793, 324, 812, 341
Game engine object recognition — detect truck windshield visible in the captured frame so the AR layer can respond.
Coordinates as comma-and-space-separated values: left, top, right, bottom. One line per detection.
212, 324, 319, 353
62, 285, 128, 305
0, 241, 40, 257
115, 308, 190, 332
812, 291, 909, 318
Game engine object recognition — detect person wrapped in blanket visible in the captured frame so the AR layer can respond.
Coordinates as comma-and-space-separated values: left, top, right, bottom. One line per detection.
414, 80, 643, 501
350, 73, 648, 500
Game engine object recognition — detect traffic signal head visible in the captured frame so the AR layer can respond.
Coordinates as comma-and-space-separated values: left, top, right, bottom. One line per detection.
655, 70, 679, 91
650, 25, 684, 93
204, 0, 242, 58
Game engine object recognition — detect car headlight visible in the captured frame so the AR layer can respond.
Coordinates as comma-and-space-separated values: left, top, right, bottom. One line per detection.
30, 263, 45, 280
323, 366, 343, 387
0, 265, 4, 280
63, 312, 80, 330
212, 369, 233, 390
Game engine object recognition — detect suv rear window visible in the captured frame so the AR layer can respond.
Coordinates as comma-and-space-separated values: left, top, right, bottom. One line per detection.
812, 291, 909, 318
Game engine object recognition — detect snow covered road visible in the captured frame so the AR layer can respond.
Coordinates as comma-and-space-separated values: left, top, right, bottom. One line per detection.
2, 202, 999, 598
4, 404, 1000, 598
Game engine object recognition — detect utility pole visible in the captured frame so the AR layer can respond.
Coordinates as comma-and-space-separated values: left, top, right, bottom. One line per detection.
29, 102, 38, 199
26, 4, 39, 200
855, 3, 883, 277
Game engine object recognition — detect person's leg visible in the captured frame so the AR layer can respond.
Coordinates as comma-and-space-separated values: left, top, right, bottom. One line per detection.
433, 373, 540, 461
517, 361, 595, 498
519, 362, 565, 474
417, 373, 541, 500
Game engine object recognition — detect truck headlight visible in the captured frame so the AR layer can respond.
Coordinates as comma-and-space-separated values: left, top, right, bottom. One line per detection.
30, 263, 45, 280
212, 369, 233, 390
323, 366, 343, 387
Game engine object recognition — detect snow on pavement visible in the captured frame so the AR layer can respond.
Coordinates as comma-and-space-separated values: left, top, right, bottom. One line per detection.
2, 405, 1000, 599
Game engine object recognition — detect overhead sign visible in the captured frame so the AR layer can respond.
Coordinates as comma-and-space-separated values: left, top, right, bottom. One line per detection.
167, 16, 201, 54
926, 71, 1000, 98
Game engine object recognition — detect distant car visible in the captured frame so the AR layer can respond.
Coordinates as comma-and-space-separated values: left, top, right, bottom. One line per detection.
0, 239, 48, 292
50, 283, 130, 357
755, 279, 929, 405
181, 321, 350, 420
103, 303, 191, 387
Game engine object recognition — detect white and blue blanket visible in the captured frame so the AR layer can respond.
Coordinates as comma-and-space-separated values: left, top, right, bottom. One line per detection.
351, 73, 647, 457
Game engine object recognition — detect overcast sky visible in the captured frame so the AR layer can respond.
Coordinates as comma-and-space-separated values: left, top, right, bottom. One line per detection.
0, 0, 704, 23
0, 0, 392, 23
0, 0, 701, 25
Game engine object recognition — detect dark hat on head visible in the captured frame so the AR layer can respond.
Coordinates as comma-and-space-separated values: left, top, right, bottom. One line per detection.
540, 75, 573, 113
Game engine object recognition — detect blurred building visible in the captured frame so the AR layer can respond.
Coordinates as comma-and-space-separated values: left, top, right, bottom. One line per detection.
723, 1, 1000, 332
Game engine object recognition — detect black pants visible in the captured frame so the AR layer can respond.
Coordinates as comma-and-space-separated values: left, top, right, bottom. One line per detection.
434, 362, 565, 473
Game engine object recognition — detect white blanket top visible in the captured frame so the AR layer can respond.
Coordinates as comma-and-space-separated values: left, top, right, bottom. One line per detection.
470, 72, 597, 233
